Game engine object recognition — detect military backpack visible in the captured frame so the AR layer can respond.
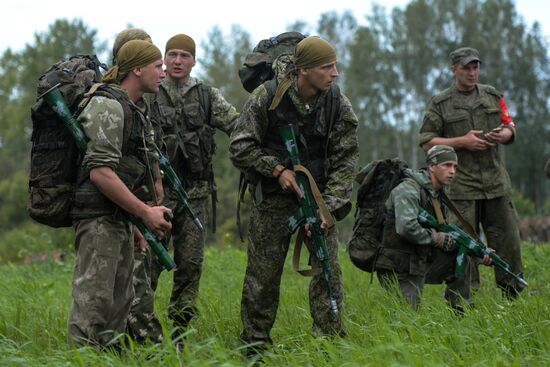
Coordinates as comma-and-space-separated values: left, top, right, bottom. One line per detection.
238, 31, 305, 93
347, 158, 409, 272
28, 54, 106, 227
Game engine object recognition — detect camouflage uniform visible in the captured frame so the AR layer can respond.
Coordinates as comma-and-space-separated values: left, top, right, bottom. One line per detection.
129, 77, 238, 337
376, 169, 469, 310
229, 74, 358, 346
68, 85, 159, 348
419, 83, 525, 295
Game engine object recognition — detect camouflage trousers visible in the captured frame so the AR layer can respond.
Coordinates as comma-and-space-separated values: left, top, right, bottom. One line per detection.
377, 249, 471, 310
129, 197, 208, 340
450, 196, 525, 295
68, 216, 134, 348
126, 246, 163, 344
240, 194, 344, 347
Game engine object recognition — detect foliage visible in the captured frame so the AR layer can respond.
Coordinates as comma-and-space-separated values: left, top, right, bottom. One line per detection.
0, 243, 549, 366
512, 188, 536, 217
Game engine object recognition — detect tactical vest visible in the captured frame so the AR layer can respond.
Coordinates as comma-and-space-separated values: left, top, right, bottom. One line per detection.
246, 79, 340, 199
71, 85, 156, 219
376, 178, 442, 276
152, 83, 213, 184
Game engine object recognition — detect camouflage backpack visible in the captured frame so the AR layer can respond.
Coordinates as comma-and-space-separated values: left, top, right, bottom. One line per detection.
28, 54, 106, 227
347, 158, 409, 272
238, 31, 305, 93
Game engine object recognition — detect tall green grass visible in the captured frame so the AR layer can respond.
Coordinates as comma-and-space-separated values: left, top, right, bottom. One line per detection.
1, 243, 549, 366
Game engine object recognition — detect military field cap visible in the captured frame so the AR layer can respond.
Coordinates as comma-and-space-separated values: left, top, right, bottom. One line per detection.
165, 34, 196, 57
426, 145, 458, 165
112, 28, 151, 65
102, 40, 162, 84
450, 47, 481, 66
294, 36, 336, 69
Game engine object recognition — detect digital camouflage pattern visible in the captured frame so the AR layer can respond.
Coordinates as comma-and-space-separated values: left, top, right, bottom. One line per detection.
68, 216, 134, 348
230, 74, 358, 346
419, 83, 524, 295
230, 75, 359, 213
419, 84, 513, 200
240, 194, 344, 345
376, 169, 470, 310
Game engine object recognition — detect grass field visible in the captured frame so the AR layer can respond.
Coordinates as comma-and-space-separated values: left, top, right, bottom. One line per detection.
1, 242, 549, 366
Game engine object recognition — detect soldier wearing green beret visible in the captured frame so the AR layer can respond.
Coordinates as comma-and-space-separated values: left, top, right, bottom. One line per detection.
229, 36, 358, 356
376, 145, 491, 311
419, 47, 525, 298
67, 40, 172, 349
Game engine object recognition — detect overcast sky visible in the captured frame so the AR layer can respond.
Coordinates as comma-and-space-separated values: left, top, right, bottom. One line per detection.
1, 0, 548, 60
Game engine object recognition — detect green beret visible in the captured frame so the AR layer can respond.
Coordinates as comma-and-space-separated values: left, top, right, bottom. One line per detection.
426, 145, 457, 165
112, 28, 151, 65
294, 36, 336, 69
165, 34, 195, 57
102, 40, 162, 84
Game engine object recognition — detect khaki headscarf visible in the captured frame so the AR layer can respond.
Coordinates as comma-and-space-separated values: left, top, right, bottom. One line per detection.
102, 40, 162, 84
269, 36, 337, 110
165, 34, 195, 57
112, 28, 151, 65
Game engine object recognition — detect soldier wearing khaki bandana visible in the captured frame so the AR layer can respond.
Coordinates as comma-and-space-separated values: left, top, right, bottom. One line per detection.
230, 36, 358, 355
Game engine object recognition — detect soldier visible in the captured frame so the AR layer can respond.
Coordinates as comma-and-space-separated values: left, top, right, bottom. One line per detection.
67, 40, 172, 349
108, 28, 166, 345
129, 33, 239, 344
229, 36, 358, 355
419, 47, 525, 298
376, 145, 491, 310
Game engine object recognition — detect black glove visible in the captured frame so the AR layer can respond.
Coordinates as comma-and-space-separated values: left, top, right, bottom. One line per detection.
430, 230, 458, 252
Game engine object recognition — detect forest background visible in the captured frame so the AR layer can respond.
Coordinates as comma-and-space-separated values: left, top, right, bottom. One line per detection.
0, 0, 549, 262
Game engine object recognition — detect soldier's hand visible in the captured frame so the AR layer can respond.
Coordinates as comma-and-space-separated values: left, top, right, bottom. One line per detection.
462, 130, 495, 151
277, 168, 303, 199
482, 248, 495, 266
133, 227, 147, 252
142, 206, 172, 237
484, 126, 513, 144
430, 230, 457, 252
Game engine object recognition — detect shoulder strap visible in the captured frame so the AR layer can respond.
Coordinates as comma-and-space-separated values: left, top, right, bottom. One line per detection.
324, 84, 340, 160
441, 192, 480, 240
196, 83, 212, 124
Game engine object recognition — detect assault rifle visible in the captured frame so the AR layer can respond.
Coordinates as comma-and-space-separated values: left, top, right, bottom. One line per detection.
418, 208, 528, 287
280, 124, 338, 315
40, 84, 176, 271
157, 149, 203, 231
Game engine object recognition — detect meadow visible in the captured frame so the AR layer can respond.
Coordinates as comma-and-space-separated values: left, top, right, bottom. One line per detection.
1, 242, 549, 366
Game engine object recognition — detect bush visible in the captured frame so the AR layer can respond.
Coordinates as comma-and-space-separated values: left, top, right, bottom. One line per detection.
512, 188, 535, 218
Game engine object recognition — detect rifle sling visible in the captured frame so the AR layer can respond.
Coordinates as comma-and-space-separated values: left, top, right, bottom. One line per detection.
291, 164, 335, 277
440, 193, 481, 242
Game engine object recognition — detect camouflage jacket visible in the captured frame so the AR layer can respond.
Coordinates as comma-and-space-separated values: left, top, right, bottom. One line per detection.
229, 75, 359, 217
377, 169, 443, 275
150, 77, 239, 199
419, 83, 514, 200
73, 84, 159, 218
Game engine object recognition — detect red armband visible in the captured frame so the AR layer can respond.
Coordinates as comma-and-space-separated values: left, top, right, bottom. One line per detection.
498, 97, 513, 125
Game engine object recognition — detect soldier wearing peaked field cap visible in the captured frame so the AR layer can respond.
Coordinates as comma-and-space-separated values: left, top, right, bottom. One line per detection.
419, 46, 525, 299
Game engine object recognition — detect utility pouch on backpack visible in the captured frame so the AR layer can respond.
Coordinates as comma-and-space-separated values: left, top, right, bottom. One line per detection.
28, 54, 106, 227
347, 158, 409, 272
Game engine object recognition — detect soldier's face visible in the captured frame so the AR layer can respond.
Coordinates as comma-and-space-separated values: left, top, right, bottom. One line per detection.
139, 58, 165, 93
165, 49, 196, 82
430, 160, 457, 188
453, 61, 479, 91
300, 61, 339, 92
